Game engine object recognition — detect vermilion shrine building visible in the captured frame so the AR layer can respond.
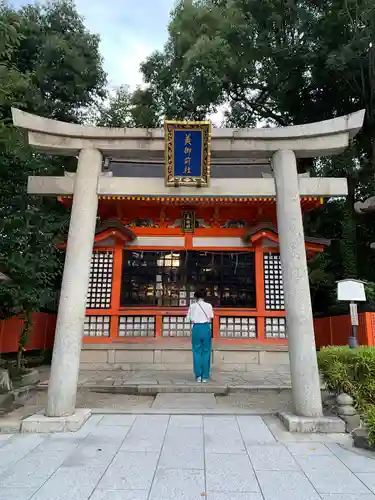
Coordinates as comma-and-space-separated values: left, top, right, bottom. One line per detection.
12, 108, 365, 430
59, 185, 328, 351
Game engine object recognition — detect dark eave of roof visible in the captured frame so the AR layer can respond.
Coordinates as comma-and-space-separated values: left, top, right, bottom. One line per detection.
243, 222, 330, 246
107, 159, 272, 179
96, 218, 136, 241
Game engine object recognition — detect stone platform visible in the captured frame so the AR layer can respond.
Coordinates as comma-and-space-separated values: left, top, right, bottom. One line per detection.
36, 365, 293, 394
1, 366, 296, 432
80, 341, 290, 372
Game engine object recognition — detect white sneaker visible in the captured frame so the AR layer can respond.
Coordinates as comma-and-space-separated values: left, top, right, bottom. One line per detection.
196, 377, 202, 383
202, 379, 208, 383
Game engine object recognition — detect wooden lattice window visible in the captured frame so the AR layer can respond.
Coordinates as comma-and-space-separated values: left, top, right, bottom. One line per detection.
219, 317, 257, 338
263, 253, 285, 310
118, 316, 156, 337
86, 251, 113, 309
162, 316, 191, 337
265, 317, 287, 339
83, 316, 111, 337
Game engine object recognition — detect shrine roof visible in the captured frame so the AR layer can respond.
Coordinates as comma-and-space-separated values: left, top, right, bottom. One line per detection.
57, 217, 137, 248
243, 223, 330, 247
95, 218, 136, 241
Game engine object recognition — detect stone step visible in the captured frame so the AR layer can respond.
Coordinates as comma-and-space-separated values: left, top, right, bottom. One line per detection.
89, 407, 274, 416
36, 383, 296, 395
152, 393, 217, 410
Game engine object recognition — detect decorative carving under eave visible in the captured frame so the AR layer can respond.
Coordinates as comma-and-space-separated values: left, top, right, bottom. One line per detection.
242, 222, 330, 248
222, 219, 248, 228
168, 218, 210, 228
127, 217, 159, 228
196, 218, 210, 228
168, 218, 183, 228
54, 217, 137, 247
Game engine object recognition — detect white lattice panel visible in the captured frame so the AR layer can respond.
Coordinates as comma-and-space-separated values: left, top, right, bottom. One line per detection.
263, 253, 285, 310
265, 317, 287, 339
118, 316, 156, 337
219, 317, 257, 338
87, 251, 113, 309
83, 316, 110, 337
162, 316, 191, 337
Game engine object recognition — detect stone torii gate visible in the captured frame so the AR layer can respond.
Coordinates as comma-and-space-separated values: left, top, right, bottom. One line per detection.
12, 108, 365, 432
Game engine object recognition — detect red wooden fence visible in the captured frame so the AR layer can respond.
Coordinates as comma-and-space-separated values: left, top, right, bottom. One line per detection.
313, 312, 375, 348
0, 312, 375, 354
0, 313, 56, 354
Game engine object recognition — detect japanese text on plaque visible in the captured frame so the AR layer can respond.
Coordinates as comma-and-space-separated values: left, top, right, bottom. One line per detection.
184, 133, 192, 175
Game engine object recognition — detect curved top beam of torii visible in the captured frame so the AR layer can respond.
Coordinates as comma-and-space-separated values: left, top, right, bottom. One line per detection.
11, 107, 365, 159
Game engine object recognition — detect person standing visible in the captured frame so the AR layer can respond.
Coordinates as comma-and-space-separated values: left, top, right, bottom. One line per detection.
186, 289, 214, 382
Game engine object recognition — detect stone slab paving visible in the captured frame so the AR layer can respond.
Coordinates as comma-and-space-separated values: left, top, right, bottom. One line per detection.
5, 386, 294, 428
152, 393, 217, 409
5, 391, 154, 423
216, 391, 294, 413
0, 414, 374, 500
4, 367, 295, 425
36, 365, 293, 391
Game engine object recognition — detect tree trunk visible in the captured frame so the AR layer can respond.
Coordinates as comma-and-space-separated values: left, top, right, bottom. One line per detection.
17, 311, 32, 372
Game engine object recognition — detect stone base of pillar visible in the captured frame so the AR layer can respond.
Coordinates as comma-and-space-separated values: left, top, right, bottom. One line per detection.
278, 412, 346, 433
21, 408, 91, 433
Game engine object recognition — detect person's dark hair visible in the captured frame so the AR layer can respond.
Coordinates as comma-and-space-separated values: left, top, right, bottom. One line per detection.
194, 289, 205, 299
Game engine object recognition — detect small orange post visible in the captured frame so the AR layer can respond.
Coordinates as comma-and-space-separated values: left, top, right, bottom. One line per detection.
257, 316, 265, 342
213, 315, 220, 339
155, 315, 163, 337
109, 316, 117, 341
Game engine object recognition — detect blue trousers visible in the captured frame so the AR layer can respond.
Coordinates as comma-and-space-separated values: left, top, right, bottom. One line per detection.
192, 323, 212, 380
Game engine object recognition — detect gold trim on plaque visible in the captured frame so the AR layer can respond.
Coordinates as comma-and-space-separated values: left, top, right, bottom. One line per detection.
164, 120, 212, 187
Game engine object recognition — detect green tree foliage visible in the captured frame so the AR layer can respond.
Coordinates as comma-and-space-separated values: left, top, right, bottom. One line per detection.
135, 0, 374, 129
0, 0, 107, 327
133, 0, 375, 310
91, 84, 160, 129
1, 0, 106, 123
95, 85, 135, 128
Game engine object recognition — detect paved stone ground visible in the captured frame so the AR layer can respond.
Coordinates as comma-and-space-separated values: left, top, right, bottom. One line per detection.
6, 391, 153, 422
2, 366, 309, 426
0, 413, 374, 500
4, 387, 294, 425
36, 365, 293, 391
